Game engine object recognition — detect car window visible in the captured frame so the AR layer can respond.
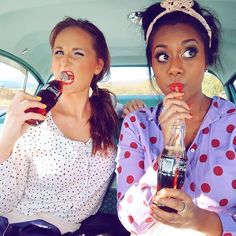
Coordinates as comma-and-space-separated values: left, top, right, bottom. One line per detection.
99, 67, 226, 106
0, 61, 39, 117
202, 71, 226, 99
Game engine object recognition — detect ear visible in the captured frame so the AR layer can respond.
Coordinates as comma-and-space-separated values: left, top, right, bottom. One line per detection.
94, 58, 104, 75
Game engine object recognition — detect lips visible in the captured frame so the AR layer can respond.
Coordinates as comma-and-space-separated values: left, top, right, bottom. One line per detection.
60, 71, 74, 84
169, 82, 184, 92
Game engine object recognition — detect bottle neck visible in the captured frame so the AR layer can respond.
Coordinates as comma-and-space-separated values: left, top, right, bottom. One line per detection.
46, 80, 63, 98
164, 119, 186, 158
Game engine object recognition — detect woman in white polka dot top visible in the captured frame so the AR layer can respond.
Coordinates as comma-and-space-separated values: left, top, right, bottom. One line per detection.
116, 1, 236, 235
0, 17, 119, 235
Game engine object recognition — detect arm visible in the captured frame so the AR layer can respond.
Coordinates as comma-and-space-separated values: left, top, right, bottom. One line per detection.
0, 91, 45, 213
115, 99, 145, 118
116, 113, 160, 234
148, 97, 236, 235
151, 188, 223, 236
0, 91, 46, 163
0, 140, 29, 213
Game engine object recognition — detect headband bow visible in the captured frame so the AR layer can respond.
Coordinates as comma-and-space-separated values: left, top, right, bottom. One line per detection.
145, 0, 212, 48
161, 0, 193, 11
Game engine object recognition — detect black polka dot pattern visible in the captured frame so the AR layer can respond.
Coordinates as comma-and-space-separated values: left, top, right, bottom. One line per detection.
0, 113, 116, 224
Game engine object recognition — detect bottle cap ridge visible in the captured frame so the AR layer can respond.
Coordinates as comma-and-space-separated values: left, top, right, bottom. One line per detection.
60, 71, 74, 84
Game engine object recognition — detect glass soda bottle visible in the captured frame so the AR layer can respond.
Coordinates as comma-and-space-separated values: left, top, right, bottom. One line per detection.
25, 71, 74, 126
156, 82, 187, 213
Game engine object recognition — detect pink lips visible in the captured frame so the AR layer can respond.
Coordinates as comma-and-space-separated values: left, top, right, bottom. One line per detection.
169, 82, 184, 92
60, 71, 74, 84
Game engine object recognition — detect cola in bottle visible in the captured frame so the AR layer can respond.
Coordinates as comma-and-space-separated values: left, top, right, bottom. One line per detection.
156, 82, 187, 213
25, 71, 74, 126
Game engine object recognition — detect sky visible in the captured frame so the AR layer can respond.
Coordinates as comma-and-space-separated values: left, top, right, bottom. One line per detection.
0, 62, 24, 81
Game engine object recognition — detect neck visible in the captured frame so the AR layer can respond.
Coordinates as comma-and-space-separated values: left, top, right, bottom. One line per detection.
53, 92, 91, 120
187, 94, 212, 121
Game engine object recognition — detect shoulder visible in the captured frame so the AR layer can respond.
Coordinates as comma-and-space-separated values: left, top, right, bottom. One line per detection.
209, 97, 236, 133
213, 96, 236, 117
121, 104, 161, 136
123, 105, 157, 126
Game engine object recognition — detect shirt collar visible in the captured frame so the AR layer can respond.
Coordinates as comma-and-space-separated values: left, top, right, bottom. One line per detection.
149, 101, 163, 122
148, 96, 236, 127
199, 96, 236, 130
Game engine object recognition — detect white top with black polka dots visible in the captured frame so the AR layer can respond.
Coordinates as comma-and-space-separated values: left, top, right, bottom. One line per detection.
0, 113, 116, 228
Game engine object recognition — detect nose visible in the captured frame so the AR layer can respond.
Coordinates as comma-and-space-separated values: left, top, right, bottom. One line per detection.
168, 57, 184, 78
60, 55, 72, 67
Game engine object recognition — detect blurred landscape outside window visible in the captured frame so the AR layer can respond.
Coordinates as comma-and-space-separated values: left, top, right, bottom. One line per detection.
0, 64, 226, 116
99, 66, 226, 98
0, 62, 39, 115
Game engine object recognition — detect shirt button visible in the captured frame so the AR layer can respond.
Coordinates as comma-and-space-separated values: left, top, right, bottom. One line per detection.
190, 148, 195, 153
186, 172, 190, 177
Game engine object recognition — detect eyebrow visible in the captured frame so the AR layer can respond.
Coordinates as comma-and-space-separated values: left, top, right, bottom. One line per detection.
53, 46, 85, 51
154, 38, 199, 50
182, 38, 199, 46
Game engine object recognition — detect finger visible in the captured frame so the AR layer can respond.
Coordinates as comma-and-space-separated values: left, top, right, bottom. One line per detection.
161, 104, 191, 119
14, 90, 41, 102
153, 196, 184, 214
24, 112, 47, 122
178, 201, 188, 216
124, 99, 145, 112
156, 188, 191, 202
163, 97, 190, 111
134, 99, 145, 108
128, 101, 140, 111
164, 91, 184, 100
21, 101, 47, 111
150, 203, 180, 223
165, 110, 192, 122
159, 110, 192, 129
123, 103, 136, 113
122, 106, 131, 115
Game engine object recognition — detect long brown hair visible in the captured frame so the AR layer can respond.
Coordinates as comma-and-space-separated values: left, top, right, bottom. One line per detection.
50, 17, 118, 154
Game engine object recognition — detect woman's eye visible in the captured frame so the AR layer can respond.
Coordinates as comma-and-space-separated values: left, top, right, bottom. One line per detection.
183, 47, 198, 58
54, 50, 64, 55
156, 53, 169, 63
74, 51, 85, 56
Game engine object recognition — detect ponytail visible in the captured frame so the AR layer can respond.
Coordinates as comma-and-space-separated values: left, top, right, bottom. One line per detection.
51, 17, 119, 154
89, 83, 118, 155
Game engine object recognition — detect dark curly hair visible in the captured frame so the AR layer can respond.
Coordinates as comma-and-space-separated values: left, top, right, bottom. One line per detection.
141, 1, 222, 71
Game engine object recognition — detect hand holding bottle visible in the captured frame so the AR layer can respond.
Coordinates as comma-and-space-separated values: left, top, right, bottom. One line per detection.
0, 71, 74, 163
0, 92, 46, 163
150, 188, 207, 234
155, 82, 191, 213
25, 71, 74, 126
158, 87, 192, 146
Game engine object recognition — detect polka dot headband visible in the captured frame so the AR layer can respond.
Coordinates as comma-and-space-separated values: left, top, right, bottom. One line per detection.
145, 0, 212, 48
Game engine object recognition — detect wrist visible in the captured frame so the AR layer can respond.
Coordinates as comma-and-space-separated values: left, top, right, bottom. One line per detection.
0, 138, 13, 164
195, 207, 222, 236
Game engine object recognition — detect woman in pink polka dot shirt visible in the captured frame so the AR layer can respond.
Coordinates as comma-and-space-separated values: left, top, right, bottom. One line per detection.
116, 1, 236, 235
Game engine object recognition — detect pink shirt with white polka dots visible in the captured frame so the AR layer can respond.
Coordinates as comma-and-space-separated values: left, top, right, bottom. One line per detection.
116, 96, 236, 235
